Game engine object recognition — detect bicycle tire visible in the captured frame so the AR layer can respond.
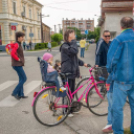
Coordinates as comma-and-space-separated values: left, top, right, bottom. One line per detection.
75, 77, 90, 107
33, 88, 70, 127
87, 83, 108, 116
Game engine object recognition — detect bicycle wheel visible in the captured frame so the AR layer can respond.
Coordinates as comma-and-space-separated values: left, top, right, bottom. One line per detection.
87, 83, 108, 116
33, 88, 70, 127
75, 77, 90, 107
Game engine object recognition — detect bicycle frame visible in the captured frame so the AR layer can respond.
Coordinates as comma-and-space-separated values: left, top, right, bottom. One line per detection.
65, 67, 105, 104
32, 67, 105, 108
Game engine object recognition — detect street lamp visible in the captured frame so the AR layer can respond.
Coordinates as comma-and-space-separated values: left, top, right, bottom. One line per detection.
39, 13, 49, 43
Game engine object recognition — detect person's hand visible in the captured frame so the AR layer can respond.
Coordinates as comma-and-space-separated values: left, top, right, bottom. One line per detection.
84, 64, 88, 67
95, 65, 99, 68
18, 59, 20, 61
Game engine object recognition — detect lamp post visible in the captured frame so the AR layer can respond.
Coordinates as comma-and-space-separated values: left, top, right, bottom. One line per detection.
39, 13, 49, 43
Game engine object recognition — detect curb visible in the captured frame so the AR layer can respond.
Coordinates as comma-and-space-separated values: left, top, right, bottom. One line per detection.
65, 119, 90, 134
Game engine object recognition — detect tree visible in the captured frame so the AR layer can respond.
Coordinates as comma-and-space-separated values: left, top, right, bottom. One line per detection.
87, 27, 100, 42
51, 33, 63, 44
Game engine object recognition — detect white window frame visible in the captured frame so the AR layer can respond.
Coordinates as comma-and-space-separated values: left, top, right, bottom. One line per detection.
13, 1, 17, 15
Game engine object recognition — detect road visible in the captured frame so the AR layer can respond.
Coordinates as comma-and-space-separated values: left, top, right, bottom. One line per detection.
0, 44, 131, 134
0, 46, 76, 134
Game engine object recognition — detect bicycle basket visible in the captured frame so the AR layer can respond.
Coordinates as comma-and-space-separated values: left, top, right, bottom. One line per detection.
94, 67, 108, 81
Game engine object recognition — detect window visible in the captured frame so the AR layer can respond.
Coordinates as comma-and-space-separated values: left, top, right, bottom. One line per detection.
23, 5, 26, 16
38, 29, 40, 39
30, 27, 32, 33
13, 1, 16, 14
29, 9, 32, 19
37, 11, 40, 20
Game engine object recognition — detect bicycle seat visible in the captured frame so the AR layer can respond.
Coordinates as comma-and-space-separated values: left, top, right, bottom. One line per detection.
59, 73, 72, 78
45, 83, 56, 87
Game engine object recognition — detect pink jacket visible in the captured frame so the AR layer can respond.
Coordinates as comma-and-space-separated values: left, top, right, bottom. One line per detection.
47, 64, 55, 73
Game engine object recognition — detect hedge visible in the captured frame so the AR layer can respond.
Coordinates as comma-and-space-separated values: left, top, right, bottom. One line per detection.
51, 42, 58, 47
34, 43, 48, 50
34, 42, 59, 50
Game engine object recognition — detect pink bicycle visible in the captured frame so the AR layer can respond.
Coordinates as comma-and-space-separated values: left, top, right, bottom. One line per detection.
32, 64, 108, 126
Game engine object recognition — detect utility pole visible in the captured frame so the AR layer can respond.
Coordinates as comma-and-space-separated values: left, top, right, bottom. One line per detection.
58, 24, 61, 33
39, 13, 49, 43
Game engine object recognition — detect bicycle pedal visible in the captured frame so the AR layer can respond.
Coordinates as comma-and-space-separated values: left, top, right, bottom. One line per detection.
57, 115, 63, 121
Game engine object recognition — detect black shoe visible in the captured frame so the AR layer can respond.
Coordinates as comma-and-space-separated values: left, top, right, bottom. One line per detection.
21, 96, 28, 99
11, 94, 21, 100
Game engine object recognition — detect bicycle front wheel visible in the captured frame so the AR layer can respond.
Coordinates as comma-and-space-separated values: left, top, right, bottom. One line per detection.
33, 88, 70, 127
87, 83, 108, 116
75, 77, 90, 107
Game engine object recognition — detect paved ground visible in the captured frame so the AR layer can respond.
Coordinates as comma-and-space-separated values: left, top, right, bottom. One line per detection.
0, 47, 76, 134
0, 44, 131, 134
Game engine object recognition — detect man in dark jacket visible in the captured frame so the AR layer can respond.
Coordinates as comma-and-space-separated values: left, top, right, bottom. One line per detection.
95, 30, 111, 67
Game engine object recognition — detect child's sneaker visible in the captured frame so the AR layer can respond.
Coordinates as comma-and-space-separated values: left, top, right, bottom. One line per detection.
68, 113, 74, 117
61, 87, 66, 91
102, 124, 113, 133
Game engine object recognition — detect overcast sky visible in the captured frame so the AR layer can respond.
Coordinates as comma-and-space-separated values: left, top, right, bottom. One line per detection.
37, 0, 101, 32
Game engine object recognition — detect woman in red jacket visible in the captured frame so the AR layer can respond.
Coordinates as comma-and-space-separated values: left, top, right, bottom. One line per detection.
11, 32, 27, 100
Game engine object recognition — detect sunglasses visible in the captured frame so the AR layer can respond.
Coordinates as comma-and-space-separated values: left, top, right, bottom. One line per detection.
104, 35, 110, 38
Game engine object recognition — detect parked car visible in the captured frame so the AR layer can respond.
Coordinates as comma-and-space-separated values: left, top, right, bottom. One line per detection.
77, 41, 80, 47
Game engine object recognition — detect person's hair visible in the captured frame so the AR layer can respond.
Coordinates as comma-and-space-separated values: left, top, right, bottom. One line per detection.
55, 60, 61, 64
120, 17, 133, 29
15, 31, 25, 41
103, 30, 110, 36
64, 29, 74, 42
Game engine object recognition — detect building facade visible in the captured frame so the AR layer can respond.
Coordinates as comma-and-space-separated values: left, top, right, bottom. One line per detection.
62, 18, 94, 35
0, 0, 43, 46
99, 0, 133, 39
42, 23, 51, 42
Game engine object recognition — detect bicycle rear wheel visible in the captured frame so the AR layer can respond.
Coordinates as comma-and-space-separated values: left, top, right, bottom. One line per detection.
33, 88, 70, 127
87, 83, 108, 116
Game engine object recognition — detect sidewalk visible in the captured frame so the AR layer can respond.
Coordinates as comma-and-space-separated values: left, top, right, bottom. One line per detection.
64, 44, 131, 134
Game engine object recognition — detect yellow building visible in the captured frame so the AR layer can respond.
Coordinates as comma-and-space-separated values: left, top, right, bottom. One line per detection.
0, 0, 43, 45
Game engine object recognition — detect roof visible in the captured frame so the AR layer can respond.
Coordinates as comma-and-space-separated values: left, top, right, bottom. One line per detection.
42, 23, 51, 29
33, 0, 44, 7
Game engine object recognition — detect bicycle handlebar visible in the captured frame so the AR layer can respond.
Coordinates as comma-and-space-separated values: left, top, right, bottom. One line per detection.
87, 64, 92, 68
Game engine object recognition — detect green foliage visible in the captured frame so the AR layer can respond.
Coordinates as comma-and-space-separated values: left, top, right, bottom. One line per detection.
51, 42, 58, 47
87, 27, 100, 42
34, 43, 48, 50
51, 33, 63, 43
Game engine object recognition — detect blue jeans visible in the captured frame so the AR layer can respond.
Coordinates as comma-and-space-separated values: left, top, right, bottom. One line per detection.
12, 66, 27, 97
80, 48, 85, 58
112, 81, 134, 134
107, 92, 113, 125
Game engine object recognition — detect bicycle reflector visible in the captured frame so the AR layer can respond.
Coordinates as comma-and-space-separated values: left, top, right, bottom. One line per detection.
33, 92, 38, 97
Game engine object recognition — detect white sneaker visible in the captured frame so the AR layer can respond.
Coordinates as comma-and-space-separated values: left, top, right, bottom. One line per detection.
102, 124, 113, 133
68, 113, 74, 117
61, 87, 66, 91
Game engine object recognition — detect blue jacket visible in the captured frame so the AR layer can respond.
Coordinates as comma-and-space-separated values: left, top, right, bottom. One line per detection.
107, 29, 134, 84
95, 39, 111, 67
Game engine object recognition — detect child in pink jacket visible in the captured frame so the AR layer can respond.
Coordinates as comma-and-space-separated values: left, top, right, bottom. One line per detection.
43, 53, 65, 91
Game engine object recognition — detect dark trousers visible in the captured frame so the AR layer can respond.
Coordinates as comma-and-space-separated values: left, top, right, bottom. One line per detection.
23, 45, 26, 50
47, 48, 51, 52
68, 79, 75, 98
12, 66, 27, 97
